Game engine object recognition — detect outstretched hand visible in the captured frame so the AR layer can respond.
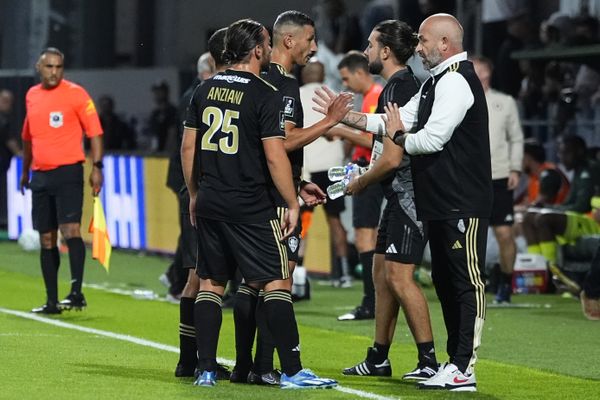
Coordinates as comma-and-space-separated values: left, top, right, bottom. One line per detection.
382, 102, 405, 140
312, 86, 338, 115
326, 92, 353, 124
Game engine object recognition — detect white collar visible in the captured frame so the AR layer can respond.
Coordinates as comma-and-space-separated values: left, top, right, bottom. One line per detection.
429, 51, 468, 76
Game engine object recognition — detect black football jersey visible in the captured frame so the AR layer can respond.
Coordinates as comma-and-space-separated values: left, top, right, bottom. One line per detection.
185, 69, 285, 223
262, 63, 304, 206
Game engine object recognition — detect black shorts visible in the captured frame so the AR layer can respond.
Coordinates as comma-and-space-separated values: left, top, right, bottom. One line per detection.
309, 171, 345, 216
490, 178, 514, 226
277, 207, 302, 263
352, 183, 384, 228
30, 163, 83, 233
178, 189, 197, 269
195, 218, 290, 283
375, 196, 427, 264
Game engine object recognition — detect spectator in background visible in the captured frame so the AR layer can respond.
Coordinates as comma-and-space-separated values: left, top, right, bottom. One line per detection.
328, 51, 384, 319
149, 81, 177, 153
495, 13, 534, 98
580, 200, 600, 320
522, 135, 598, 294
0, 89, 20, 230
472, 56, 523, 304
518, 141, 570, 207
97, 95, 136, 151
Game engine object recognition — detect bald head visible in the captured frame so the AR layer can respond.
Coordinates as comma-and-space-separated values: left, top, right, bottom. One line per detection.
416, 13, 464, 69
301, 61, 324, 84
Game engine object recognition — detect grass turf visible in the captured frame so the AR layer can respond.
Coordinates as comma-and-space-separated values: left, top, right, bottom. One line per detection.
1, 241, 599, 399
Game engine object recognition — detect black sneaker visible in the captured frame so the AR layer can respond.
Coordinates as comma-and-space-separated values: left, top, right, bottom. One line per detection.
216, 364, 231, 380
230, 365, 252, 383
402, 364, 439, 381
31, 302, 62, 314
247, 369, 281, 385
174, 363, 195, 377
337, 305, 374, 321
59, 293, 87, 311
342, 348, 392, 376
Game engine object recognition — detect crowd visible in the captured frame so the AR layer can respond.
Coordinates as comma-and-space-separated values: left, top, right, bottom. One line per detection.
4, 0, 600, 395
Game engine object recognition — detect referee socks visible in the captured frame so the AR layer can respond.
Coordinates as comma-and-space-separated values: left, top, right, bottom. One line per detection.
66, 237, 85, 295
264, 290, 302, 377
233, 284, 259, 371
40, 247, 60, 304
195, 291, 223, 372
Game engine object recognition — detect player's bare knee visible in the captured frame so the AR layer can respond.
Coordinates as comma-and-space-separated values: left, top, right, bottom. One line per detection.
59, 223, 81, 240
39, 231, 56, 249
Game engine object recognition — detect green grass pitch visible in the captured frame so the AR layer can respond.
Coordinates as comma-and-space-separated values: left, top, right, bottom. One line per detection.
0, 241, 599, 399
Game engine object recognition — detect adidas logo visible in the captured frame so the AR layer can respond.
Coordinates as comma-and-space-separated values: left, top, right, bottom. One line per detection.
386, 244, 398, 254
505, 214, 514, 222
452, 240, 462, 250
292, 345, 301, 352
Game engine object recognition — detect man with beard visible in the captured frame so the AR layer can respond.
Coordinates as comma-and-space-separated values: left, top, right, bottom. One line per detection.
230, 10, 353, 386
317, 20, 440, 382
182, 18, 346, 389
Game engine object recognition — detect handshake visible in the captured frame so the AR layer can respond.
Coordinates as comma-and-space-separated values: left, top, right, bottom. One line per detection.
326, 163, 368, 200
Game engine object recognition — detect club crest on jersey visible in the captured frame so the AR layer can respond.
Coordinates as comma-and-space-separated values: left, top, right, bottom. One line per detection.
283, 96, 295, 117
457, 219, 465, 233
49, 112, 63, 128
288, 236, 299, 253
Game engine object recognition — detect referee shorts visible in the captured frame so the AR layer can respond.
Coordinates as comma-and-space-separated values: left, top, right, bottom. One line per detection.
375, 196, 427, 265
195, 217, 290, 283
30, 163, 83, 233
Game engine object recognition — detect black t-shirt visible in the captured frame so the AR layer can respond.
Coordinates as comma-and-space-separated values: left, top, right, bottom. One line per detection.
184, 69, 285, 223
372, 68, 420, 199
262, 63, 303, 206
0, 112, 14, 170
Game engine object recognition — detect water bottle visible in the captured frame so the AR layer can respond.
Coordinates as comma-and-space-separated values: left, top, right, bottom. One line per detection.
328, 164, 368, 181
327, 181, 347, 199
326, 163, 364, 199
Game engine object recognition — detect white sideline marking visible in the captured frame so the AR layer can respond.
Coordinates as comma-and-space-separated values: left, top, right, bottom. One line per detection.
0, 307, 398, 400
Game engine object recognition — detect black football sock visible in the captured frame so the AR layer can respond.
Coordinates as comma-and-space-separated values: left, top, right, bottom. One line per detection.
359, 251, 375, 310
254, 291, 276, 374
66, 238, 85, 294
232, 284, 258, 371
194, 291, 222, 372
368, 342, 390, 364
178, 297, 197, 367
417, 341, 438, 368
264, 290, 302, 377
40, 248, 59, 304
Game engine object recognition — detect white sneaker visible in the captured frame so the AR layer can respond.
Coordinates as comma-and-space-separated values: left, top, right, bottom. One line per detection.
339, 275, 353, 288
417, 362, 476, 392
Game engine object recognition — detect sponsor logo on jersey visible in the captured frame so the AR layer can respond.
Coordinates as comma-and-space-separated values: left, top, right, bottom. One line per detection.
213, 74, 250, 84
49, 111, 63, 128
283, 96, 295, 117
452, 240, 463, 250
386, 244, 398, 254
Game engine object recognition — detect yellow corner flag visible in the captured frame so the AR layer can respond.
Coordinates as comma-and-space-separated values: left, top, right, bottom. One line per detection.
88, 196, 112, 272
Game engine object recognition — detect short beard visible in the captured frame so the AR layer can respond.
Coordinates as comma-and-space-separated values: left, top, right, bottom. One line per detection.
422, 48, 443, 70
368, 59, 383, 75
260, 56, 270, 72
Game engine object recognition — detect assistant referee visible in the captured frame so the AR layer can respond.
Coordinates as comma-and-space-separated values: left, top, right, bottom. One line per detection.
21, 47, 104, 314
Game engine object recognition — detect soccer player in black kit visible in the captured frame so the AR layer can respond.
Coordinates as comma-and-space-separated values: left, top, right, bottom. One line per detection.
181, 18, 341, 389
230, 11, 352, 386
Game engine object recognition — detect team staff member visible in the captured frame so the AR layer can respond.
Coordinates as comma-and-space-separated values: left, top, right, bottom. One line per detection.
472, 56, 523, 304
381, 14, 492, 391
181, 18, 342, 388
20, 47, 104, 314
231, 10, 352, 385
334, 51, 384, 321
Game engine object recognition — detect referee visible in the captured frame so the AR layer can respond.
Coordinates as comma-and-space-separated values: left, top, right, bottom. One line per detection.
20, 47, 104, 314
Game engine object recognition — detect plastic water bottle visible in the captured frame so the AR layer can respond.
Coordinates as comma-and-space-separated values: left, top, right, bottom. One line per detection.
328, 164, 367, 181
326, 163, 364, 199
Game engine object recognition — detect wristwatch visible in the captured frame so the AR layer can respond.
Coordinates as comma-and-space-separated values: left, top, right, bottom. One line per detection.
392, 130, 408, 147
93, 161, 104, 169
